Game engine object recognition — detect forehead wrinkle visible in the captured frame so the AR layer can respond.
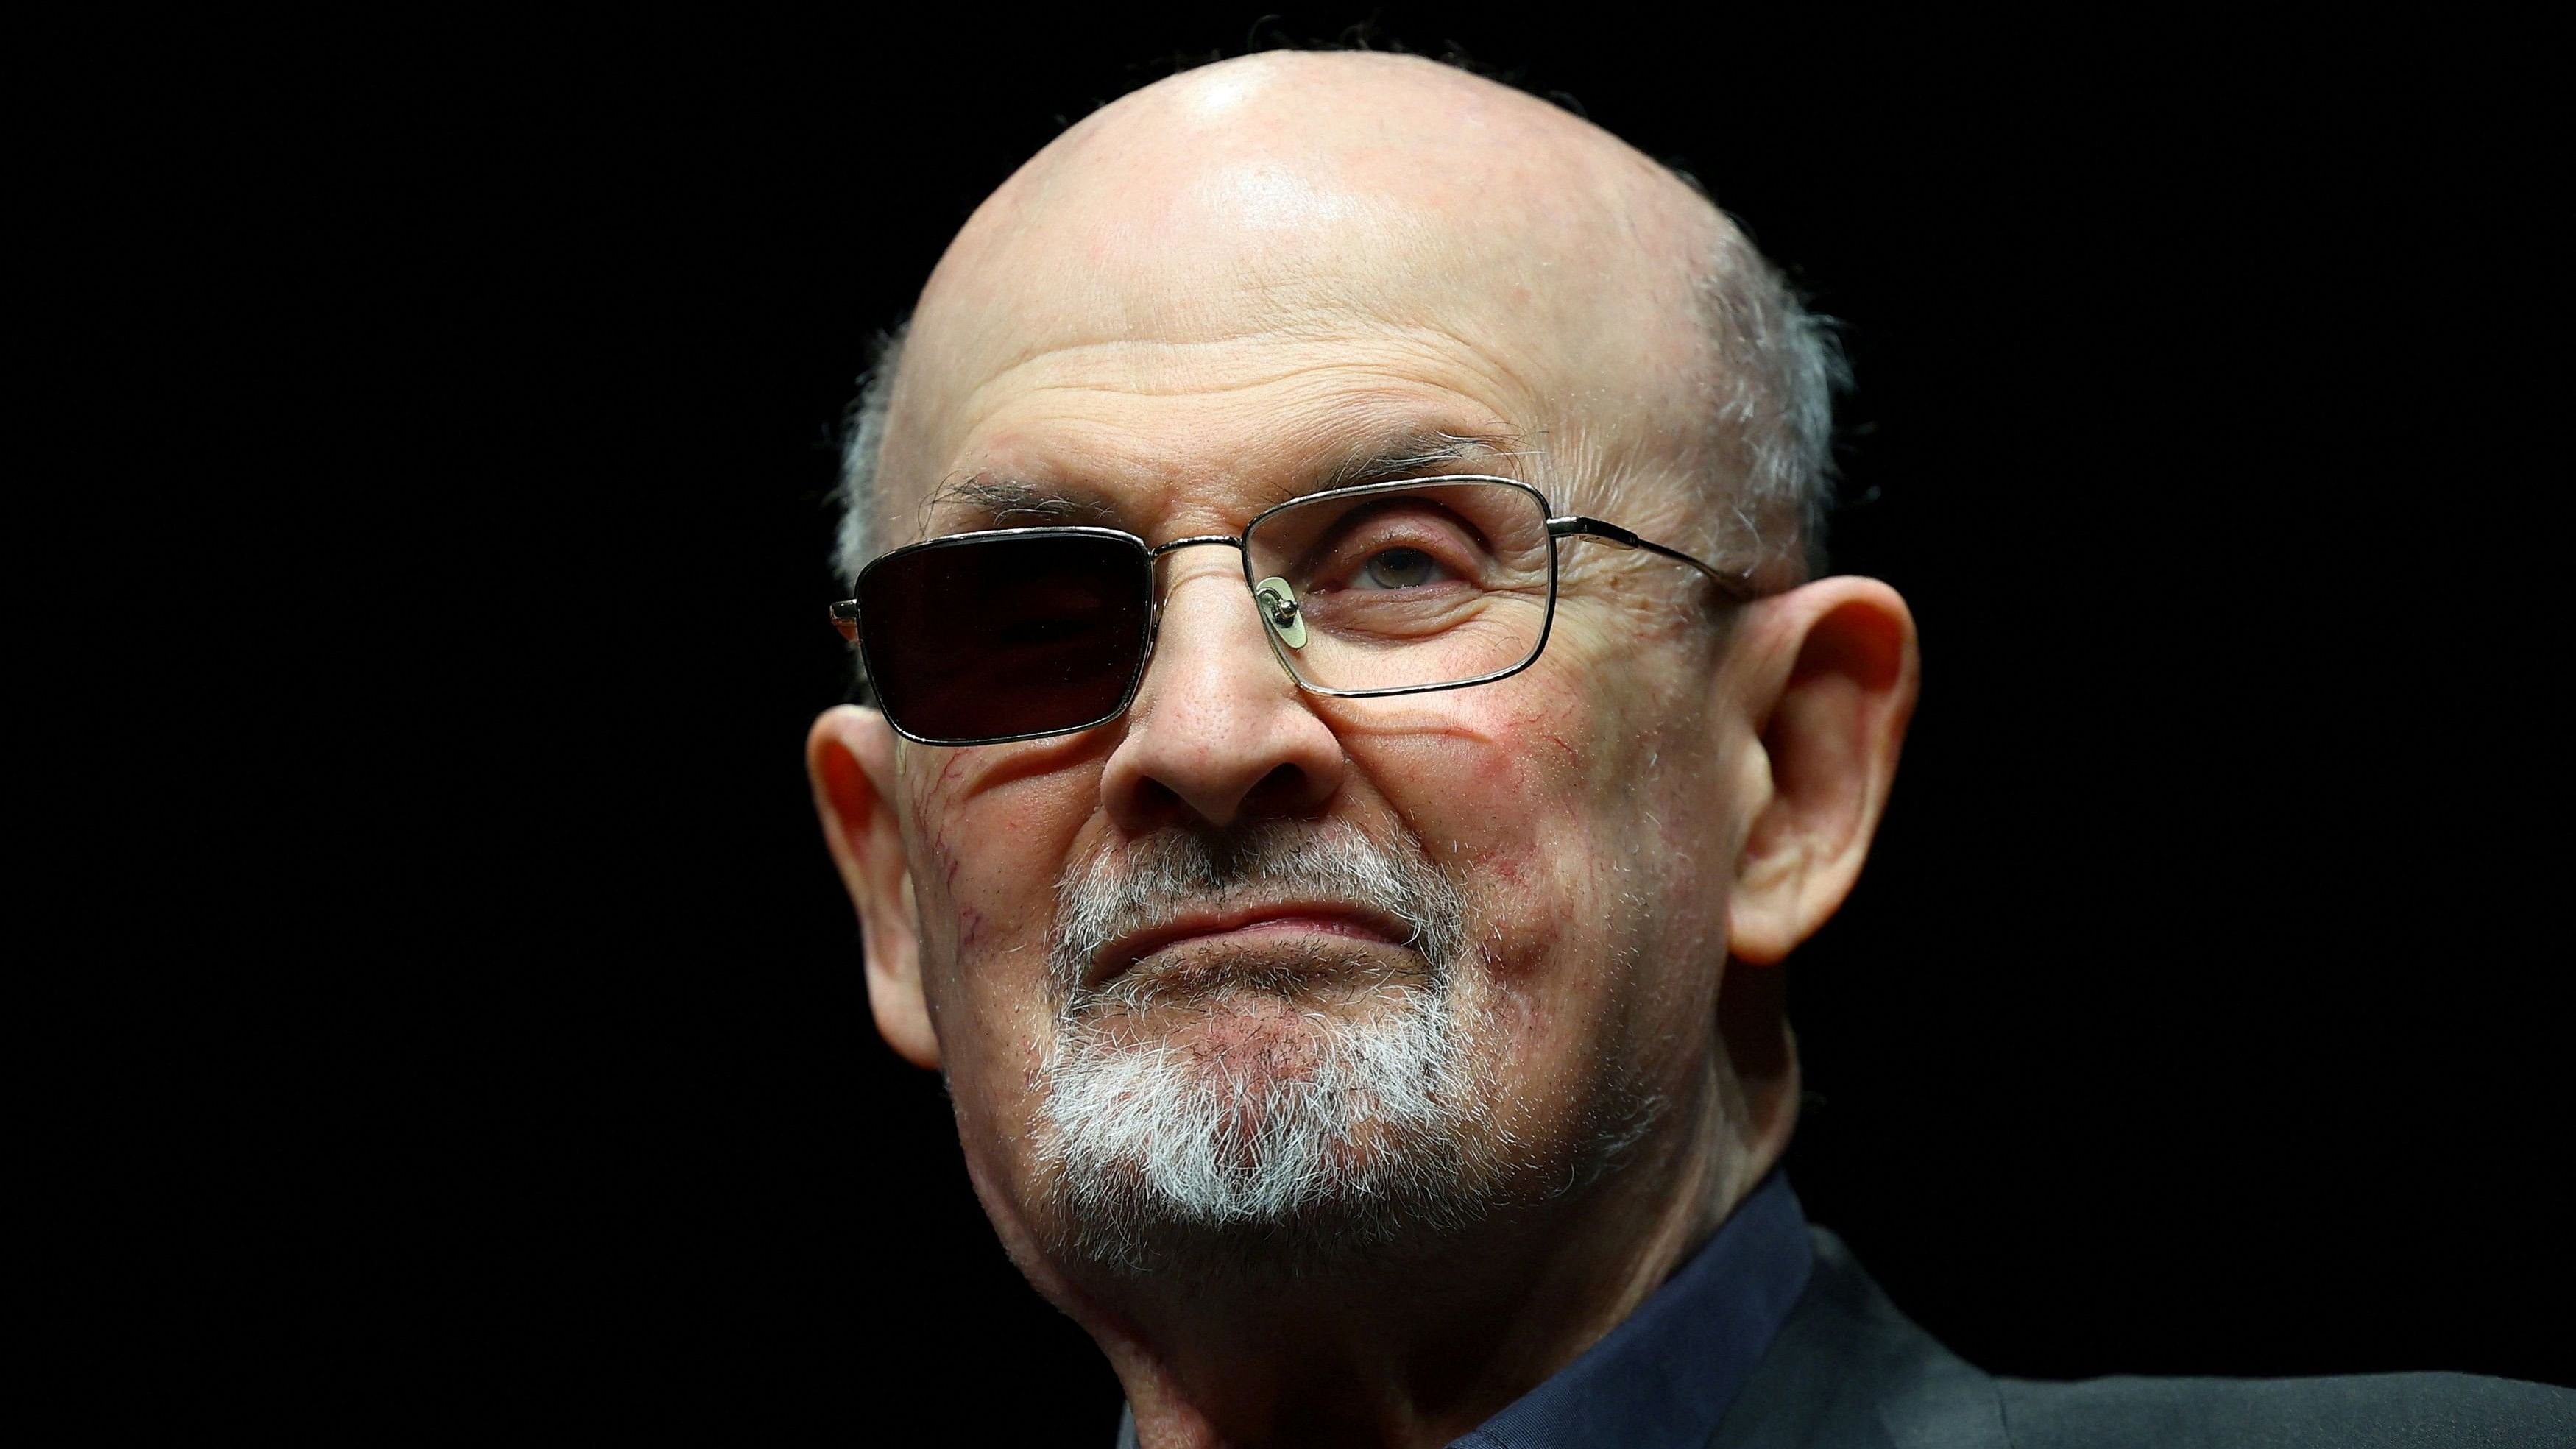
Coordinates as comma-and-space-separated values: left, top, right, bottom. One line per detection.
958, 311, 1339, 402
923, 339, 1570, 520
914, 206, 1695, 457
942, 340, 1541, 465
950, 308, 1548, 408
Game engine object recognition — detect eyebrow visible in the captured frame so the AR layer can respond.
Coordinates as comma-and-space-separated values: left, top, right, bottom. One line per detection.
924, 477, 1125, 532
1312, 428, 1533, 491
920, 425, 1543, 539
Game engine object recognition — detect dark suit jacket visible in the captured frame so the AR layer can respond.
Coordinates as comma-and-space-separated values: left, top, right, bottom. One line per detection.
1710, 1230, 2570, 1448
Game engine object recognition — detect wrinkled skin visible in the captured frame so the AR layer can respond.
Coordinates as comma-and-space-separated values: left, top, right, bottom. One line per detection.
809, 51, 1919, 1449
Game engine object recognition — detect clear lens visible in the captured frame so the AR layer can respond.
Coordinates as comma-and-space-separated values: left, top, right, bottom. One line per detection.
1244, 478, 1554, 693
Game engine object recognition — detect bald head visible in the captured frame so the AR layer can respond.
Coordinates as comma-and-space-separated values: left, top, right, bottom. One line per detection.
840, 50, 1839, 582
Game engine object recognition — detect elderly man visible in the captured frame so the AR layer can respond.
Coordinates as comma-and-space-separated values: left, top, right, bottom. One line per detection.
804, 50, 2561, 1448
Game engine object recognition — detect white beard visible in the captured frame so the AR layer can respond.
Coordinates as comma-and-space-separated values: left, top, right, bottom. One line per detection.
1033, 821, 1504, 1275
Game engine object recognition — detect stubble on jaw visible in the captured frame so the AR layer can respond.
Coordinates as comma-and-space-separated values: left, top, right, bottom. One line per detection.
1029, 819, 1662, 1280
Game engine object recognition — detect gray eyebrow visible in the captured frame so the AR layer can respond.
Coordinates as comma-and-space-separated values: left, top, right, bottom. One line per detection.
1312, 428, 1535, 492
920, 427, 1542, 539
922, 477, 1125, 532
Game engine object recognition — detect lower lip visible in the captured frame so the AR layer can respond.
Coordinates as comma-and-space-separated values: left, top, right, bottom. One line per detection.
1135, 916, 1398, 961
1159, 916, 1391, 952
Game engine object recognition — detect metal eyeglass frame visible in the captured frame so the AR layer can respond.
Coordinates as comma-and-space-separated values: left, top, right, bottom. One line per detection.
828, 473, 1762, 747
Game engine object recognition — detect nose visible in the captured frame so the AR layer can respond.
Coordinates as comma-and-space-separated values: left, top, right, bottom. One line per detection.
1100, 550, 1346, 832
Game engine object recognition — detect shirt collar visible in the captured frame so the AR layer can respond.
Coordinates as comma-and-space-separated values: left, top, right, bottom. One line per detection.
1449, 1169, 1814, 1449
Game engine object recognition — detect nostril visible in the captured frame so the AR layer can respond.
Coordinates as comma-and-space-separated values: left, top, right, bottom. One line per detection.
1243, 762, 1322, 815
1127, 775, 1186, 822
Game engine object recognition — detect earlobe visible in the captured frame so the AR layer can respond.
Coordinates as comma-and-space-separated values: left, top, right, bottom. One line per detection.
1725, 578, 1919, 966
807, 705, 942, 1070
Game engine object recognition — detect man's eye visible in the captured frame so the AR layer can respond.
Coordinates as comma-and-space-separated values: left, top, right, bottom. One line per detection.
1362, 548, 1440, 589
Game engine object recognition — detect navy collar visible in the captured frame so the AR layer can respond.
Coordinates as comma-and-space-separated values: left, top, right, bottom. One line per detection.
1110, 1172, 1813, 1449
1450, 1170, 1813, 1449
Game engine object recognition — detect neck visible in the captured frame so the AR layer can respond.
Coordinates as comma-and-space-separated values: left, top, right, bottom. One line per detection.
1074, 1063, 1762, 1449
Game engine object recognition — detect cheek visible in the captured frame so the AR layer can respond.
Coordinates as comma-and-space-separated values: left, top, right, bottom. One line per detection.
906, 751, 1089, 959
1342, 656, 1729, 1099
900, 758, 1094, 1138
1345, 684, 1632, 983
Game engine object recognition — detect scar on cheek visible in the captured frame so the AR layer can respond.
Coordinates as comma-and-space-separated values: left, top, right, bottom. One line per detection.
921, 823, 963, 894
935, 752, 972, 793
906, 753, 974, 821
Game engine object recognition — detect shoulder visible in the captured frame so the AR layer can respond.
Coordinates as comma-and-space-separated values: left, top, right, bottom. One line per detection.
1713, 1229, 2572, 1449
1711, 1228, 2002, 1448
1993, 1371, 2573, 1448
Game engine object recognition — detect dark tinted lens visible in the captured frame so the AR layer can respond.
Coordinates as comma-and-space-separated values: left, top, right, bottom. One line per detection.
858, 531, 1152, 743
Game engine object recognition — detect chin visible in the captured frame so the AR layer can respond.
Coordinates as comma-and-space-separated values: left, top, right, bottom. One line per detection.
1031, 970, 1507, 1279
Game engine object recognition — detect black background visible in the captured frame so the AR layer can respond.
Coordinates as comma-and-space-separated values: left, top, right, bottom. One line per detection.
266, 7, 2572, 1428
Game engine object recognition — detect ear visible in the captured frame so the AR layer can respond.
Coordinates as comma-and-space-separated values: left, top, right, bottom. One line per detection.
807, 705, 941, 1070
1725, 577, 1919, 966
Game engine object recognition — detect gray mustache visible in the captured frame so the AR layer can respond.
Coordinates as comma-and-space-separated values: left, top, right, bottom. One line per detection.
1048, 820, 1468, 1002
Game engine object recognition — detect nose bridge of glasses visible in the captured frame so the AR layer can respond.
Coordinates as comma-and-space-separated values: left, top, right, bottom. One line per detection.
1148, 533, 1245, 560
1150, 534, 1259, 615
1147, 533, 1256, 606
1136, 533, 1302, 690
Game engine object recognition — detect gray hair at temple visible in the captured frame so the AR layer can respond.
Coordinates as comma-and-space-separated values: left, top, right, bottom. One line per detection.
831, 194, 1848, 587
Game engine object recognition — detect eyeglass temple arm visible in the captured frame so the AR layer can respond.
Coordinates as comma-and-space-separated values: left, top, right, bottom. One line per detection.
1547, 517, 1759, 603
829, 598, 861, 642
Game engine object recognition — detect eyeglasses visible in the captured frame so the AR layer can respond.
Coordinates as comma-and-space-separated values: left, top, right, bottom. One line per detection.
829, 474, 1759, 747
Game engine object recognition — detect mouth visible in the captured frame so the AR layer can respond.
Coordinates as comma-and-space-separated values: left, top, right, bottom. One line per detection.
1088, 901, 1418, 991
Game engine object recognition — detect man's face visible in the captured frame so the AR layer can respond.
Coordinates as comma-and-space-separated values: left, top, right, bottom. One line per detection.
857, 57, 1767, 1278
